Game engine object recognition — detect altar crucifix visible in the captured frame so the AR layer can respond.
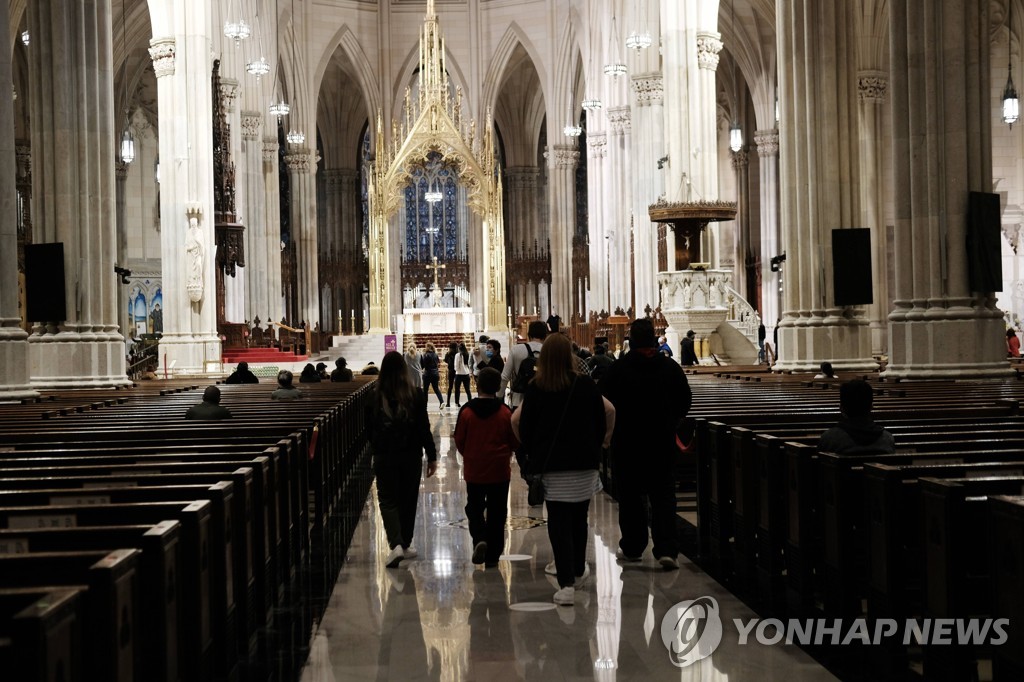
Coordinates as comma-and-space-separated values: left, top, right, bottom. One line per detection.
425, 256, 446, 308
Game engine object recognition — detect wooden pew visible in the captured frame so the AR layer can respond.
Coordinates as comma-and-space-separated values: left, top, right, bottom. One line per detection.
989, 495, 1024, 681
0, 587, 84, 682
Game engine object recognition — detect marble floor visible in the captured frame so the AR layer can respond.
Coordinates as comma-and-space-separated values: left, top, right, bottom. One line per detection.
300, 408, 838, 681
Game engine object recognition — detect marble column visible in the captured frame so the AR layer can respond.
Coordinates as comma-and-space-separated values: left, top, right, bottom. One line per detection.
148, 2, 221, 374
885, 0, 1007, 377
731, 148, 750, 303
115, 161, 130, 339
857, 72, 890, 357
630, 74, 665, 313
261, 136, 284, 324
585, 135, 608, 313
606, 107, 632, 313
26, 0, 128, 388
241, 112, 266, 323
321, 169, 345, 258
506, 167, 541, 255
547, 144, 577, 319
0, 0, 36, 400
754, 129, 781, 339
774, 0, 874, 372
284, 148, 320, 328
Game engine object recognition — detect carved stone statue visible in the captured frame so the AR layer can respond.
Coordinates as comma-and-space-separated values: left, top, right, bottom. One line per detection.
185, 215, 204, 302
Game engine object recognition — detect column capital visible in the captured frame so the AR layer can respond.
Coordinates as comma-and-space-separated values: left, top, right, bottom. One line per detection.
857, 71, 888, 103
754, 129, 779, 157
631, 73, 664, 106
730, 148, 749, 169
587, 133, 608, 158
219, 78, 239, 113
696, 32, 723, 71
148, 37, 176, 78
284, 149, 316, 173
115, 160, 129, 179
606, 106, 631, 134
547, 144, 579, 169
240, 111, 262, 140
262, 139, 279, 163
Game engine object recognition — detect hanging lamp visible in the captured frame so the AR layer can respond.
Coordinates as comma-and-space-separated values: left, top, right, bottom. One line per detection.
1004, 0, 1019, 128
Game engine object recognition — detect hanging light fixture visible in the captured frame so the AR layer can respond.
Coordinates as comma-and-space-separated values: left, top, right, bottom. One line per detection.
1004, 0, 1019, 128
424, 186, 443, 204
20, 30, 29, 46
582, 97, 602, 111
604, 10, 627, 76
245, 4, 270, 78
425, 181, 442, 236
223, 0, 251, 45
118, 0, 134, 165
625, 31, 652, 52
286, 129, 305, 145
268, 1, 290, 123
269, 100, 291, 121
728, 0, 743, 152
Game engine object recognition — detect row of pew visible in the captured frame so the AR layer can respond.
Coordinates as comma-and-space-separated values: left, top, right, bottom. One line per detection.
0, 376, 378, 682
686, 371, 1024, 681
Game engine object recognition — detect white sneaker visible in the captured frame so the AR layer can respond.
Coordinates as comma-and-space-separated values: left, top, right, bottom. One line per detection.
553, 586, 575, 606
544, 561, 557, 575
658, 555, 679, 570
385, 545, 404, 568
574, 563, 591, 589
402, 547, 418, 559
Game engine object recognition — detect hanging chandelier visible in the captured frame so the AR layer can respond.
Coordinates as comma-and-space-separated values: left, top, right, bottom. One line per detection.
425, 188, 443, 203
604, 10, 627, 77
604, 62, 627, 77
286, 129, 305, 145
247, 56, 270, 78
1004, 0, 1019, 128
120, 119, 136, 164
729, 121, 743, 152
563, 124, 582, 137
625, 31, 652, 51
223, 19, 251, 45
20, 30, 28, 46
270, 100, 290, 121
582, 98, 602, 111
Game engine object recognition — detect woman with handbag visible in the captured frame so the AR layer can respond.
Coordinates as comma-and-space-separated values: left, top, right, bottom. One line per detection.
512, 333, 614, 606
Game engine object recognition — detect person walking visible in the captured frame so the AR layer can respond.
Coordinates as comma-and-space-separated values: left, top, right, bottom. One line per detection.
368, 351, 438, 567
500, 320, 547, 409
602, 318, 692, 570
421, 342, 444, 408
453, 368, 518, 567
512, 334, 614, 605
444, 341, 459, 408
405, 343, 424, 390
679, 330, 700, 366
453, 342, 473, 406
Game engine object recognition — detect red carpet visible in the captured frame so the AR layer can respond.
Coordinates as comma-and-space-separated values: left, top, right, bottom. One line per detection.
222, 347, 308, 363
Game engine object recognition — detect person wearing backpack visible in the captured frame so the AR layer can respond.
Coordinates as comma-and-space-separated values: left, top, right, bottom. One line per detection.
500, 320, 547, 408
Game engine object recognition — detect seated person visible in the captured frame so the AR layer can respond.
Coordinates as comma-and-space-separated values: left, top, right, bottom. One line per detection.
814, 361, 837, 380
330, 357, 354, 382
271, 370, 303, 400
299, 363, 321, 383
361, 361, 380, 376
225, 361, 259, 384
185, 386, 233, 420
315, 362, 329, 380
818, 379, 895, 454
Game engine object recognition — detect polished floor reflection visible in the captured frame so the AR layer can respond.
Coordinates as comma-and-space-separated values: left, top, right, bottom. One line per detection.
300, 409, 838, 681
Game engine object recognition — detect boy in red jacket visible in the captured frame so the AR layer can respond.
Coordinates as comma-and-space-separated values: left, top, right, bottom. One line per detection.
453, 367, 519, 566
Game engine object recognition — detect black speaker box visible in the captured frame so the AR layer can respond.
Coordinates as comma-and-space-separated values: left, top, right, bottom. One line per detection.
967, 191, 1002, 293
832, 228, 873, 306
24, 242, 67, 323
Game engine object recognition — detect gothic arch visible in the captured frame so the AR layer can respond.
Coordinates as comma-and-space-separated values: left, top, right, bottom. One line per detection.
312, 24, 380, 124
389, 40, 471, 126
482, 22, 549, 115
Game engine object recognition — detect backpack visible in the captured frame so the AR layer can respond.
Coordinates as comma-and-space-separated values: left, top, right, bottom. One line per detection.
511, 343, 538, 393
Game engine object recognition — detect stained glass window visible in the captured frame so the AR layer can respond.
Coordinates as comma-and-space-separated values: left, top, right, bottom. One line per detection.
403, 151, 459, 263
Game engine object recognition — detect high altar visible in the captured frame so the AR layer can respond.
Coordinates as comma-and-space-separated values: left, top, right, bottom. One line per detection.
400, 308, 476, 334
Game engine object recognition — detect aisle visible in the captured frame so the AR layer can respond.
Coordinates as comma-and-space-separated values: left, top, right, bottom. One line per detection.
300, 408, 838, 681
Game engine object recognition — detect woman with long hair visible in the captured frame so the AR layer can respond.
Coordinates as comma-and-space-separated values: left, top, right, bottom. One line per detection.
368, 351, 438, 567
454, 342, 473, 406
444, 341, 459, 408
512, 333, 614, 606
421, 342, 444, 408
405, 343, 424, 389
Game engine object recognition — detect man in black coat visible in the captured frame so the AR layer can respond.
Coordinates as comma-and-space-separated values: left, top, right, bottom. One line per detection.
601, 318, 692, 569
225, 361, 259, 384
185, 386, 233, 420
679, 330, 700, 366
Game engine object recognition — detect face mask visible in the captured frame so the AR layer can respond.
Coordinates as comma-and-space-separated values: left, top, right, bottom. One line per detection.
485, 350, 494, 358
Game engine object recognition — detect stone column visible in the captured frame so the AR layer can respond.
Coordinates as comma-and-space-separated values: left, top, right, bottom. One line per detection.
885, 0, 1006, 377
774, 0, 874, 372
321, 169, 344, 258
547, 144, 578, 319
754, 129, 781, 339
241, 112, 265, 323
115, 161, 130, 339
148, 3, 221, 374
584, 136, 608, 313
0, 0, 36, 400
730, 148, 750, 302
695, 31, 724, 266
26, 0, 128, 388
284, 148, 320, 327
857, 72, 890, 357
261, 137, 284, 324
606, 107, 632, 312
506, 167, 540, 255
630, 74, 665, 312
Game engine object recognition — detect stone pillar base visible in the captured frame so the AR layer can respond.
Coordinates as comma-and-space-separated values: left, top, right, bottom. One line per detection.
883, 308, 1011, 379
773, 311, 877, 373
29, 332, 131, 389
0, 327, 38, 400
158, 334, 223, 376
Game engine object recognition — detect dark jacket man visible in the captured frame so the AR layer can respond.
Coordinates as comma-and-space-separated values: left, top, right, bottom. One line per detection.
225, 362, 259, 384
185, 386, 233, 420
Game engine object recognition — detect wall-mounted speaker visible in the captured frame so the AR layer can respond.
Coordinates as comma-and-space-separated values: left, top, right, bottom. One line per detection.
24, 243, 67, 323
967, 191, 1002, 293
832, 228, 873, 307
